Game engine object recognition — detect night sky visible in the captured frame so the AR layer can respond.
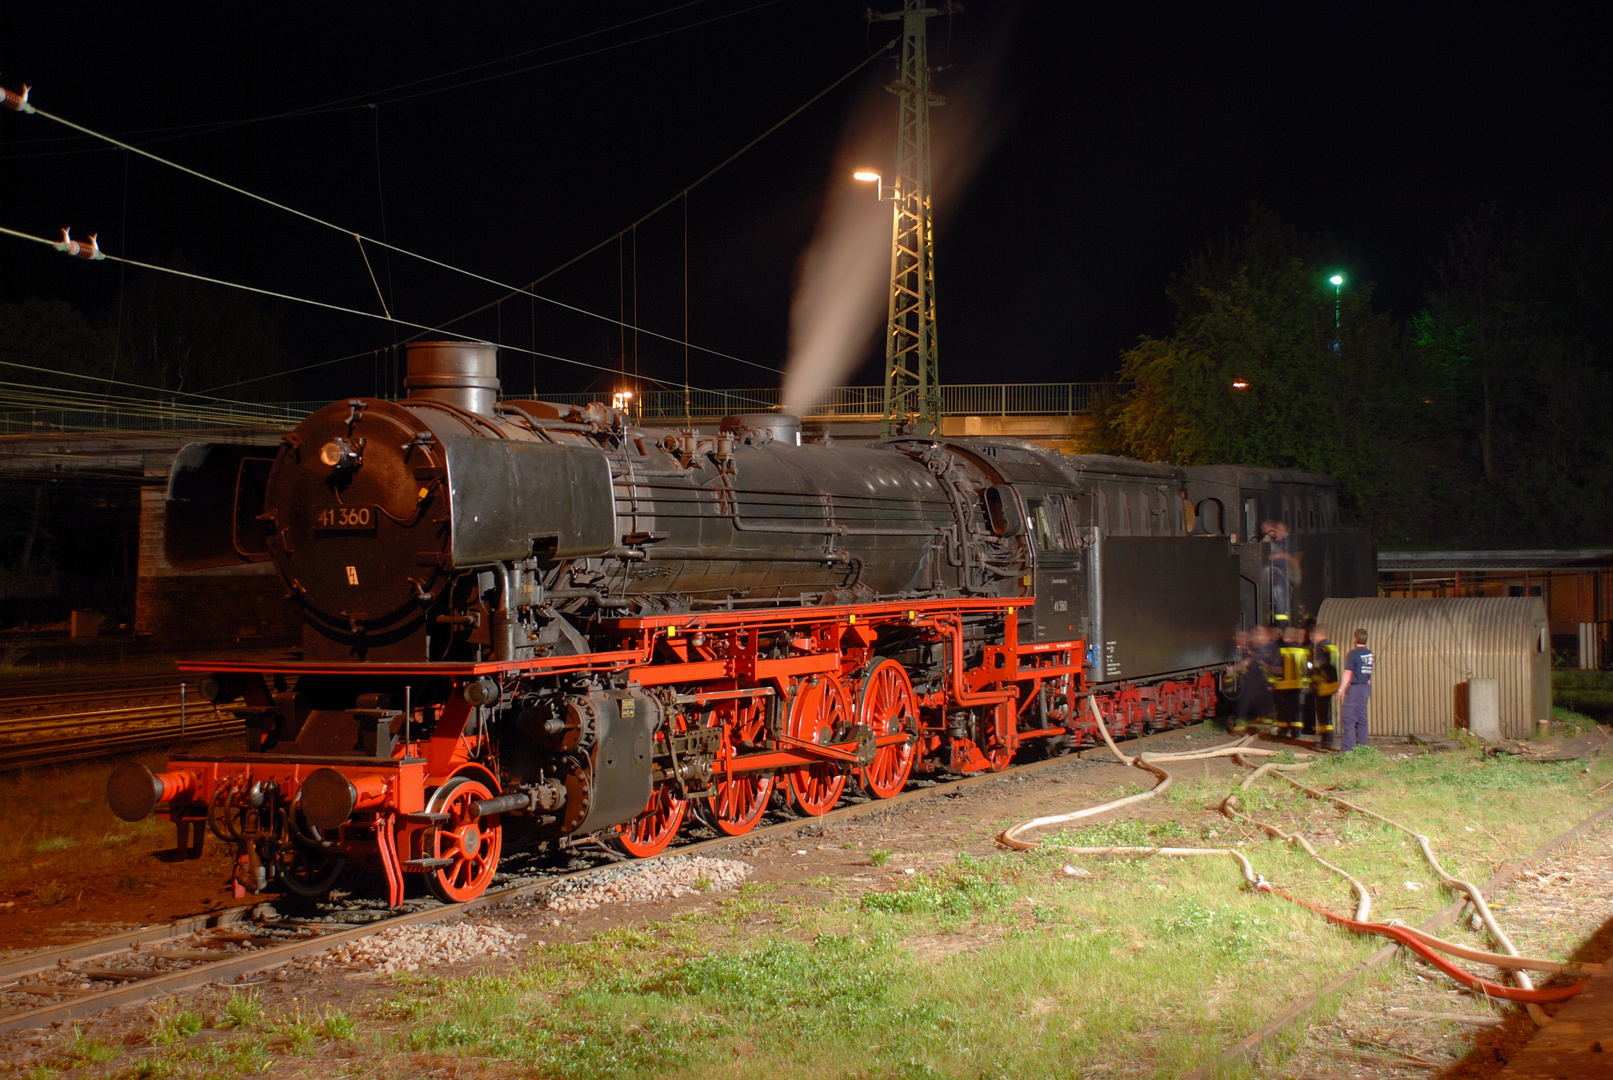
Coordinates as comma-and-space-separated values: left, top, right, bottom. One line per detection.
1, 1, 1607, 403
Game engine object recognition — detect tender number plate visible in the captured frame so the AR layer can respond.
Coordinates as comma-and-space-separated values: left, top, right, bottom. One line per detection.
314, 505, 377, 530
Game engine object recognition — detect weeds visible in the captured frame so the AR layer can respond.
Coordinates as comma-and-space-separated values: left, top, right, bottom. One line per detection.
219, 989, 263, 1029
319, 1007, 358, 1041
35, 881, 71, 906
34, 836, 74, 853
272, 1006, 317, 1055
870, 848, 893, 866
149, 1006, 204, 1045
60, 1027, 116, 1064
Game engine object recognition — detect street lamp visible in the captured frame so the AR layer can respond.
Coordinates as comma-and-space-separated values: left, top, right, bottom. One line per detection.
854, 170, 895, 201
1231, 377, 1250, 391
612, 389, 634, 413
1329, 273, 1345, 354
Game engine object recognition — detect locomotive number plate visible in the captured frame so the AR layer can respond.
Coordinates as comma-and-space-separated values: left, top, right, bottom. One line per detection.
314, 505, 378, 531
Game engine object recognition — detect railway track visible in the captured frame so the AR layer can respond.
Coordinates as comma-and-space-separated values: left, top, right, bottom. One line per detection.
0, 685, 240, 771
0, 725, 1192, 1034
0, 673, 187, 705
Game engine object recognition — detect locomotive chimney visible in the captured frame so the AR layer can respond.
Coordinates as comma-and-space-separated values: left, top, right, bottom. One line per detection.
404, 341, 501, 415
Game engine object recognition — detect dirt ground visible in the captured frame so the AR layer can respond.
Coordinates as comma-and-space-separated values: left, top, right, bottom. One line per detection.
1, 729, 1608, 1078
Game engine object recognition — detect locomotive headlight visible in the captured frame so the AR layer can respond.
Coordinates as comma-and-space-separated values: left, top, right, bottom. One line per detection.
463, 677, 501, 706
319, 438, 362, 469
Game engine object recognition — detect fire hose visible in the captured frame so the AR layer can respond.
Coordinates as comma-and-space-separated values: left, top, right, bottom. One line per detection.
996, 700, 1592, 1011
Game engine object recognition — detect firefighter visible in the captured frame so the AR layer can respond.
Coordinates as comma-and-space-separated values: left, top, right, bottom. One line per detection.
1273, 624, 1308, 738
1308, 625, 1341, 747
1231, 625, 1278, 734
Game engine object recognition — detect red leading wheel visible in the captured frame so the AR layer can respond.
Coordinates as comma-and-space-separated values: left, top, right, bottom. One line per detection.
615, 713, 690, 857
785, 674, 850, 816
424, 776, 503, 903
857, 659, 917, 799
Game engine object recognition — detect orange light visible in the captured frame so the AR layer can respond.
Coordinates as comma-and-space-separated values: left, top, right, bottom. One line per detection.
853, 171, 881, 182
1231, 378, 1250, 391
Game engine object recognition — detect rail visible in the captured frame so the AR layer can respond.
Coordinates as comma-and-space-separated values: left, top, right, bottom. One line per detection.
1, 382, 1119, 434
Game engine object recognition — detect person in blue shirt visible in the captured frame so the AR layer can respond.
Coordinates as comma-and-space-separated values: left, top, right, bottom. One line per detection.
1337, 628, 1375, 752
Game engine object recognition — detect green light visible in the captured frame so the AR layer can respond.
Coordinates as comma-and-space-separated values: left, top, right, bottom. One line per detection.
1329, 274, 1344, 286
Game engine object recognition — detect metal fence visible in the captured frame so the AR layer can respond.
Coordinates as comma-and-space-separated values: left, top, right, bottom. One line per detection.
1, 382, 1116, 434
536, 383, 1114, 421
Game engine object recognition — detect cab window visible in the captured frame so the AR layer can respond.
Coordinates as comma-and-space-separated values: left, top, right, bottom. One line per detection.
1025, 495, 1071, 552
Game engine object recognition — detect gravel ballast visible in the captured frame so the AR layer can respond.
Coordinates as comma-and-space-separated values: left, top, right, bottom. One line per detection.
531, 855, 752, 914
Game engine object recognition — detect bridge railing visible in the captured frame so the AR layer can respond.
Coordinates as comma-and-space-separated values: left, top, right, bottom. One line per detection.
0, 382, 1116, 434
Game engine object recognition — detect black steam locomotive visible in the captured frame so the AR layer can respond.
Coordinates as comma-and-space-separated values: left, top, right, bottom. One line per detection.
107, 342, 1373, 904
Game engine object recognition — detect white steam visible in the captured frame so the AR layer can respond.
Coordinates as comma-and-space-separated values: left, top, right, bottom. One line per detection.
780, 39, 1013, 418
780, 182, 890, 416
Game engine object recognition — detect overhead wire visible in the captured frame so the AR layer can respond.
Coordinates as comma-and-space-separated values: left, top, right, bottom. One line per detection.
162, 36, 896, 397
421, 36, 897, 343
5, 83, 788, 381
0, 0, 751, 155
0, 223, 773, 409
2, 20, 893, 401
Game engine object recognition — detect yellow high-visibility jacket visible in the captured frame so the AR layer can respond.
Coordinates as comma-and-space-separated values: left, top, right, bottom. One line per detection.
1275, 646, 1308, 691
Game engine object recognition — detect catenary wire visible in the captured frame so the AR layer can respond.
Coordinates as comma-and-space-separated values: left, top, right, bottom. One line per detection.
0, 0, 753, 154
428, 37, 897, 340
0, 223, 773, 408
8, 90, 788, 379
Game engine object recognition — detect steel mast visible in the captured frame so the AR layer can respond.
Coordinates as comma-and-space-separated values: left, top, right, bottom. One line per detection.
871, 1, 956, 438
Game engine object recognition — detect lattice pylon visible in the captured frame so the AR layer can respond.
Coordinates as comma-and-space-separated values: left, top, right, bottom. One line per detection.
871, 1, 953, 438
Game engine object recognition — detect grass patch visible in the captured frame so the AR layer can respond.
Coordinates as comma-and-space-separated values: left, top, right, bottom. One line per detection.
149, 1006, 204, 1045
319, 1007, 358, 1041
29, 740, 1613, 1079
218, 989, 263, 1029
341, 746, 1611, 1077
60, 1027, 117, 1064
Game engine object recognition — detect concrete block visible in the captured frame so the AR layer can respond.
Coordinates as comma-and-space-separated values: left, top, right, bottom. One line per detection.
1468, 678, 1500, 742
69, 610, 102, 639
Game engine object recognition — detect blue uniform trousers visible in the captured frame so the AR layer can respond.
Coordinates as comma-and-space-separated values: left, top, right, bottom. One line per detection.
1340, 684, 1371, 751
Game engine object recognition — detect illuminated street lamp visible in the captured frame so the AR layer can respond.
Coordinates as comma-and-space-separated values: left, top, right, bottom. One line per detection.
1329, 273, 1345, 355
853, 170, 895, 201
1231, 377, 1250, 391
612, 389, 634, 413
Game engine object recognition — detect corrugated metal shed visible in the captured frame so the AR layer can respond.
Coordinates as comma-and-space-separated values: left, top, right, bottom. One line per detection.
1315, 597, 1551, 738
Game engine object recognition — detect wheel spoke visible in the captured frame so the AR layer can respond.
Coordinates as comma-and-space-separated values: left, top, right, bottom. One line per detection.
858, 660, 917, 799
785, 675, 849, 816
425, 776, 502, 903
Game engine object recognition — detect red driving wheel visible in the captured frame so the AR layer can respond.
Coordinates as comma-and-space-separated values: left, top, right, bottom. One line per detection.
857, 659, 917, 799
785, 674, 850, 816
615, 713, 689, 857
705, 695, 772, 836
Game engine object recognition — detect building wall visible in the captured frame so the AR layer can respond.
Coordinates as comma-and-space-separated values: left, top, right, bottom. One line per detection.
1378, 565, 1610, 667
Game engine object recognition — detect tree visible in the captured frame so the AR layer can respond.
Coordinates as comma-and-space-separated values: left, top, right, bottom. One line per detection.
1109, 206, 1425, 536
1412, 202, 1613, 544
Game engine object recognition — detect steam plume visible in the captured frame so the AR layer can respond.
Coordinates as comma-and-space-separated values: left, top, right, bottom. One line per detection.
781, 35, 1014, 418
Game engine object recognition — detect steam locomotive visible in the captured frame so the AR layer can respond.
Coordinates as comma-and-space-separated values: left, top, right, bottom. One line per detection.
107, 342, 1373, 904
